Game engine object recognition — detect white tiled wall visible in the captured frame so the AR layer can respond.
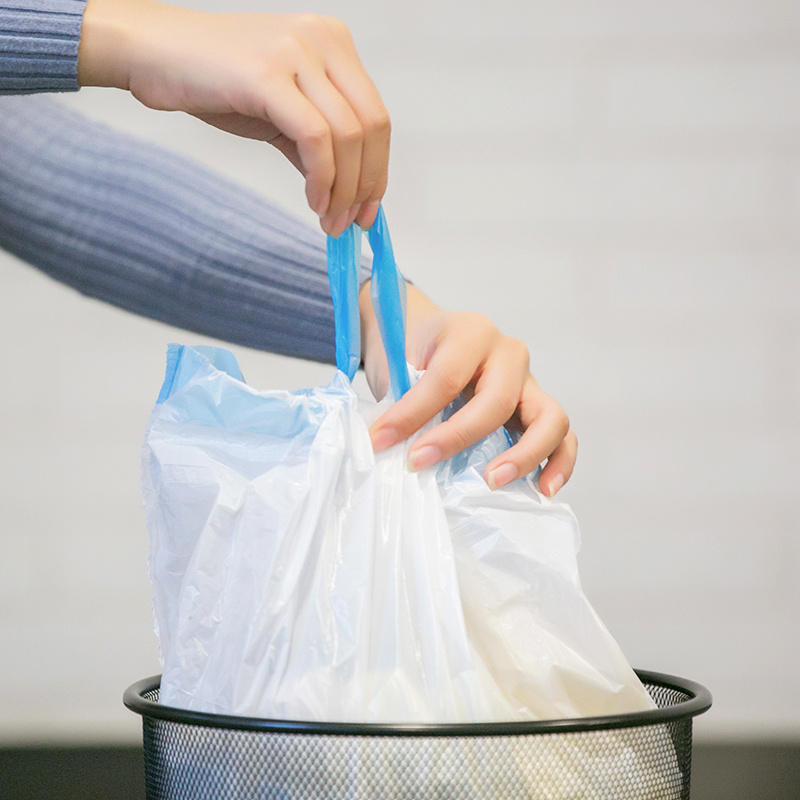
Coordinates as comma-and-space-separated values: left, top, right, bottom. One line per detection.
1, 0, 798, 742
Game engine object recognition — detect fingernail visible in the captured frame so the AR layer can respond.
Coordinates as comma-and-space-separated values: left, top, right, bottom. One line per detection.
313, 189, 331, 218
322, 209, 349, 238
371, 427, 399, 452
546, 473, 565, 497
408, 445, 442, 473
321, 213, 335, 236
487, 462, 518, 491
356, 201, 381, 230
333, 209, 355, 237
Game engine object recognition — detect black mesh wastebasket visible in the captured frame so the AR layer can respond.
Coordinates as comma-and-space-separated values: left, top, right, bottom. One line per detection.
124, 670, 710, 800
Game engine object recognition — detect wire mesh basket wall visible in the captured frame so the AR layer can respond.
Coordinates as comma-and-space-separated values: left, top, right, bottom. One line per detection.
125, 670, 711, 800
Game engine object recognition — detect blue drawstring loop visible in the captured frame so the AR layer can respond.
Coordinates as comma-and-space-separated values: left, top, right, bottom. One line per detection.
327, 206, 409, 399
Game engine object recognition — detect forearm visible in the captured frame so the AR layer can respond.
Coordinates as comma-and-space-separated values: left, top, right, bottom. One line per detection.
0, 95, 368, 361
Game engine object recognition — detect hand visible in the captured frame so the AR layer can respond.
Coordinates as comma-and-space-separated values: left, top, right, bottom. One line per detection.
360, 284, 578, 496
77, 0, 390, 235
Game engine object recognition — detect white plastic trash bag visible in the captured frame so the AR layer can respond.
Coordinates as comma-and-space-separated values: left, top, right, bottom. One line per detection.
142, 209, 655, 723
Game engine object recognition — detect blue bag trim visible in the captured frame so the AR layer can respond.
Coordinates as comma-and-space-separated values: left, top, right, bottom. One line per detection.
326, 207, 410, 399
156, 344, 244, 404
367, 208, 410, 400
327, 225, 363, 381
156, 343, 183, 404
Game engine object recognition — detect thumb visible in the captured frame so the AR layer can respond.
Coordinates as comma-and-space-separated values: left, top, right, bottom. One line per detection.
362, 339, 389, 401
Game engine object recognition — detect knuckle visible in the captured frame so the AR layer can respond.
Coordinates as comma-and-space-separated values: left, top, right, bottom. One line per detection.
301, 123, 332, 150
321, 15, 351, 38
293, 12, 326, 35
364, 107, 392, 138
508, 337, 530, 367
434, 369, 465, 403
305, 160, 335, 193
496, 394, 519, 424
567, 429, 578, 453
263, 33, 302, 66
473, 312, 499, 337
450, 312, 497, 342
446, 425, 470, 455
535, 393, 570, 439
334, 118, 364, 147
551, 404, 570, 438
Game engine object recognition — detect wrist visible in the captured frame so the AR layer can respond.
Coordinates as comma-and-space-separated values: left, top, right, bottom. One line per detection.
77, 0, 161, 90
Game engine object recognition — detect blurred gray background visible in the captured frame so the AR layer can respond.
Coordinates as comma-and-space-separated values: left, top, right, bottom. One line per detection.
1, 0, 798, 753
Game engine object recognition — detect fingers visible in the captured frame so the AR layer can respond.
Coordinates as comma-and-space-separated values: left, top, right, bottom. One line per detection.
293, 68, 365, 231
257, 75, 336, 216
321, 19, 390, 231
373, 366, 576, 497
537, 431, 578, 498
368, 359, 480, 453
403, 346, 527, 472
369, 343, 575, 496
259, 67, 387, 234
368, 314, 496, 452
362, 293, 576, 496
271, 15, 390, 234
483, 389, 575, 495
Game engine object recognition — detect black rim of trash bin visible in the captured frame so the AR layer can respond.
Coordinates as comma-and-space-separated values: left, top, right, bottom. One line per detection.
123, 669, 711, 738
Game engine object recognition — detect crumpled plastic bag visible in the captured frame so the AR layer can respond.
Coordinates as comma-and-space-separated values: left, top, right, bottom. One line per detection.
143, 348, 654, 722
142, 208, 655, 723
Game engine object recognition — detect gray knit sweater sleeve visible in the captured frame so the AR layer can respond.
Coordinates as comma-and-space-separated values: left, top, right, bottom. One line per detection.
0, 0, 86, 94
0, 94, 345, 362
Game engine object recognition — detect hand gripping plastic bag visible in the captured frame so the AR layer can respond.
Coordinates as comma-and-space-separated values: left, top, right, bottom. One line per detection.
142, 208, 655, 724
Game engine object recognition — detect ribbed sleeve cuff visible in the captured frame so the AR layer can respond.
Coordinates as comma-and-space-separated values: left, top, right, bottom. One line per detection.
0, 0, 87, 94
